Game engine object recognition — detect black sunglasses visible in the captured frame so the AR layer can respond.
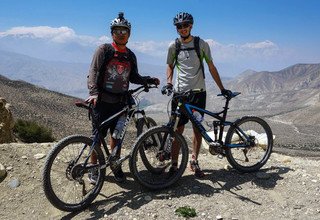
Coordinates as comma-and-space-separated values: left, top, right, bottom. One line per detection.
176, 23, 190, 29
113, 29, 129, 35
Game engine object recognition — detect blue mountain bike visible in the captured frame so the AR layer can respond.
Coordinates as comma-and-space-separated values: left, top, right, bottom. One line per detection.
129, 89, 273, 189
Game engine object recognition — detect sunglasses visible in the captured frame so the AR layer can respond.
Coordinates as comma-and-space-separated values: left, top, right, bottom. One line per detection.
113, 29, 129, 35
176, 23, 190, 29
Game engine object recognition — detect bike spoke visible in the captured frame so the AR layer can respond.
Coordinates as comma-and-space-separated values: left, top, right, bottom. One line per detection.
225, 117, 273, 172
43, 136, 105, 211
130, 126, 189, 189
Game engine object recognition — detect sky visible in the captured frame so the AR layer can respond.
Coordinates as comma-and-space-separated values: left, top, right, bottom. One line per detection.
0, 0, 320, 77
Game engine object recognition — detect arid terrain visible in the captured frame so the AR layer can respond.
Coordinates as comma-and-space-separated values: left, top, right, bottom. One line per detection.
1, 142, 320, 220
0, 63, 320, 219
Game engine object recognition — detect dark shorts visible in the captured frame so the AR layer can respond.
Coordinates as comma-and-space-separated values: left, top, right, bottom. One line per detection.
171, 91, 206, 127
91, 101, 126, 136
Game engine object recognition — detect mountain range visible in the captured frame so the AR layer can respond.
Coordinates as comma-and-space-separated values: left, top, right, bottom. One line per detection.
228, 63, 320, 94
0, 50, 165, 98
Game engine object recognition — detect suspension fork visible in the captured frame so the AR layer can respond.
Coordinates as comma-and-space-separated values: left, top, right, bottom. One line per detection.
133, 109, 148, 127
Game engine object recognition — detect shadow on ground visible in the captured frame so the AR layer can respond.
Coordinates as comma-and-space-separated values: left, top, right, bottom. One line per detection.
61, 165, 292, 219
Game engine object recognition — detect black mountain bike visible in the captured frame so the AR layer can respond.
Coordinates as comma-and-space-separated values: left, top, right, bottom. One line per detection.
129, 89, 273, 189
42, 84, 157, 212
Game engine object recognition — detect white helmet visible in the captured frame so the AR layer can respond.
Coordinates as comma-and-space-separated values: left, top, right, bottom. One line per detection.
110, 12, 131, 32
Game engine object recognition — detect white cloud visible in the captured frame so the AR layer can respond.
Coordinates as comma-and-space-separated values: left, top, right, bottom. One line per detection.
0, 25, 294, 73
241, 40, 277, 49
129, 40, 170, 57
128, 38, 283, 67
0, 26, 282, 61
0, 26, 109, 46
208, 39, 281, 62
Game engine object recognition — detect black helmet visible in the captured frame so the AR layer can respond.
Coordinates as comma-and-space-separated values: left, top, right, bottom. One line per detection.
173, 12, 194, 26
110, 12, 131, 31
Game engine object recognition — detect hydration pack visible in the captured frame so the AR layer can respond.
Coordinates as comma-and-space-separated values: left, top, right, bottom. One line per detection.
173, 36, 205, 78
96, 43, 137, 89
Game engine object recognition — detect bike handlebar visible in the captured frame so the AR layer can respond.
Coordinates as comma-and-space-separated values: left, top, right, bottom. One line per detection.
217, 91, 241, 99
75, 84, 157, 109
173, 89, 241, 99
129, 84, 157, 94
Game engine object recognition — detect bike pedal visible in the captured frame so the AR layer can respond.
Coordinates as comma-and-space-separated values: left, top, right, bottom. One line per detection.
209, 142, 221, 147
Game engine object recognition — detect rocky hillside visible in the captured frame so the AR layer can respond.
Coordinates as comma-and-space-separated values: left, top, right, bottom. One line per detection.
204, 63, 320, 152
0, 75, 91, 140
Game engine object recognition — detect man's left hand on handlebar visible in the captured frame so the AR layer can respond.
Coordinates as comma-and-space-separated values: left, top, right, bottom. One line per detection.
161, 83, 173, 96
221, 89, 233, 98
146, 77, 160, 86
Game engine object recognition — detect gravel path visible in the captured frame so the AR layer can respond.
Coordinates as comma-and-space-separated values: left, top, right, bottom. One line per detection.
1, 143, 320, 220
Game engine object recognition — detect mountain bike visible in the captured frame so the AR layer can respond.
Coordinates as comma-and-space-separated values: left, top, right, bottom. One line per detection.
42, 84, 157, 212
129, 89, 273, 189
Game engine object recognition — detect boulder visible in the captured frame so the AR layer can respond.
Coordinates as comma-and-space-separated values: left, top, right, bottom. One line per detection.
0, 97, 14, 143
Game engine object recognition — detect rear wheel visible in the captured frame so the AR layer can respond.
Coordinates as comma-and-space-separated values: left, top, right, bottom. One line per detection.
225, 116, 273, 172
42, 135, 106, 212
129, 126, 189, 190
136, 117, 157, 136
136, 117, 157, 170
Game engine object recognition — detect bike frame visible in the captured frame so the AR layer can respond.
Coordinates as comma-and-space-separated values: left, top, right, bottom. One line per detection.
170, 92, 251, 149
82, 85, 155, 168
93, 104, 147, 160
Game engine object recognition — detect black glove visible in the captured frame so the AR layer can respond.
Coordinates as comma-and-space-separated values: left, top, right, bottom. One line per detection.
161, 83, 173, 96
221, 89, 233, 98
146, 77, 160, 85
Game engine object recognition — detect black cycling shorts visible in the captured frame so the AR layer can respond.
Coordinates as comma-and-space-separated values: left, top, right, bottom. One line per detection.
91, 101, 126, 136
171, 91, 206, 127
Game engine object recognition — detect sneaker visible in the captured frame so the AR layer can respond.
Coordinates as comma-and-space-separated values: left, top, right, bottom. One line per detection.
189, 160, 205, 178
113, 167, 126, 183
88, 168, 98, 184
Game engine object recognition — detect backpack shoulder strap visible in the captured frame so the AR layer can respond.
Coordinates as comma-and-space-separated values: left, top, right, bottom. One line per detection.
175, 38, 181, 57
194, 36, 201, 59
173, 38, 181, 67
172, 37, 205, 78
126, 47, 137, 67
102, 43, 115, 65
172, 38, 181, 69
96, 44, 115, 89
194, 36, 205, 78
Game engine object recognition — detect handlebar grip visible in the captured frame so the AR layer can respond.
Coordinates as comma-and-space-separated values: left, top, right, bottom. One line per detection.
75, 101, 90, 110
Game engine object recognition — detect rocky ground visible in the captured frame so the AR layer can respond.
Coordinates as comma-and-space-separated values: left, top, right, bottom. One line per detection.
1, 142, 320, 220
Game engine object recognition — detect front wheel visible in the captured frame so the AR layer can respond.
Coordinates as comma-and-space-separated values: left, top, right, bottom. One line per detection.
42, 135, 106, 212
225, 116, 273, 173
129, 126, 189, 190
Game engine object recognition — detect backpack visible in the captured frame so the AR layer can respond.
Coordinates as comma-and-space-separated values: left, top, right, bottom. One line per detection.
96, 43, 137, 89
173, 36, 205, 78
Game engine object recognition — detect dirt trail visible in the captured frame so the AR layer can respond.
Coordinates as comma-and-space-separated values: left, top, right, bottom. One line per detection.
1, 143, 320, 220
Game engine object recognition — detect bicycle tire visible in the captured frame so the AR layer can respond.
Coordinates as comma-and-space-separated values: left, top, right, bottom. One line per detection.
225, 116, 273, 173
129, 125, 189, 190
42, 135, 106, 212
136, 117, 157, 136
136, 117, 157, 171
